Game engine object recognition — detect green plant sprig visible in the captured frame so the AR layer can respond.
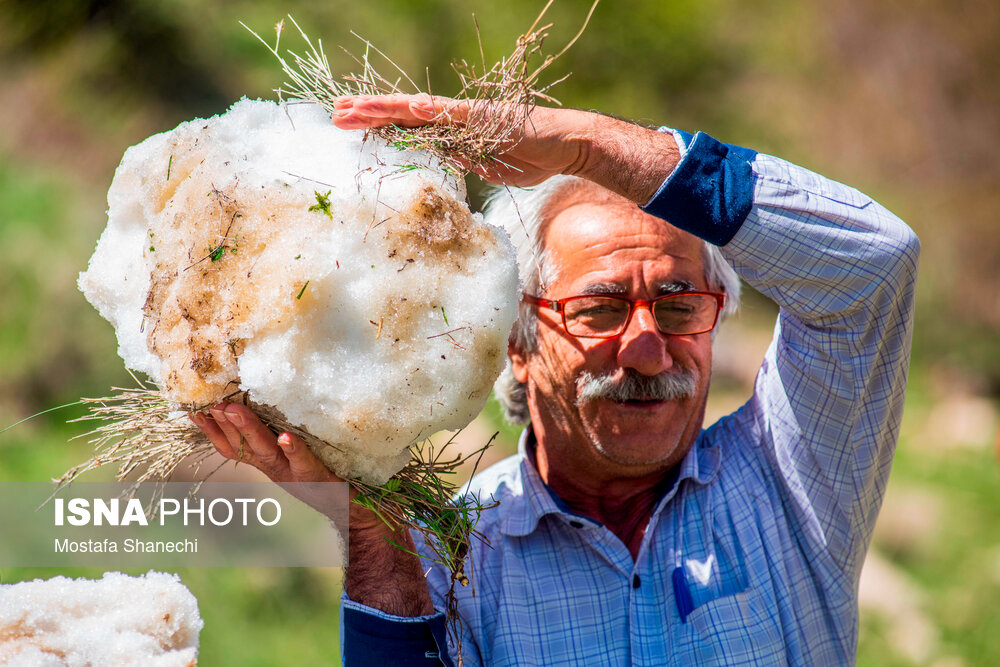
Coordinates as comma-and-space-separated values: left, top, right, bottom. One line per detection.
308, 190, 333, 219
350, 433, 497, 579
350, 432, 498, 661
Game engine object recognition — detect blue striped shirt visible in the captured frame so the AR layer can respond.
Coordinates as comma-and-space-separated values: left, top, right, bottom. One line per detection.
342, 130, 920, 666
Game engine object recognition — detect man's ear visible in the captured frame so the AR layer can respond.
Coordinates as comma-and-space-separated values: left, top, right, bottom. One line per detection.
508, 339, 530, 384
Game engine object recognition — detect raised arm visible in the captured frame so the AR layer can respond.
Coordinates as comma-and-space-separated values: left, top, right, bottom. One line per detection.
711, 145, 920, 571
331, 94, 680, 203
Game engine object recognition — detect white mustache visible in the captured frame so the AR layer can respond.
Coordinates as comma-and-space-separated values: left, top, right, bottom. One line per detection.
576, 368, 697, 404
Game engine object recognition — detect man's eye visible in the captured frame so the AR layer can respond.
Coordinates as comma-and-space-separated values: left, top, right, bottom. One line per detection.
577, 305, 620, 316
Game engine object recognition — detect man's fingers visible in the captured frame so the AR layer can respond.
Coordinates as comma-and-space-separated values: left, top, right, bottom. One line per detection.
332, 110, 423, 130
190, 412, 235, 459
220, 403, 287, 474
223, 404, 278, 458
209, 405, 245, 458
331, 94, 420, 128
438, 97, 471, 124
275, 433, 354, 517
408, 96, 471, 125
331, 94, 470, 130
277, 432, 341, 482
195, 404, 342, 490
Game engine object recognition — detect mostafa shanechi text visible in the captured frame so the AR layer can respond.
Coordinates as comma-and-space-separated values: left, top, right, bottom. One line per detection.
54, 538, 199, 553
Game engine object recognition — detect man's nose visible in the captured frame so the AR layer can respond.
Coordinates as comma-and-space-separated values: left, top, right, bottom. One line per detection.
616, 305, 674, 376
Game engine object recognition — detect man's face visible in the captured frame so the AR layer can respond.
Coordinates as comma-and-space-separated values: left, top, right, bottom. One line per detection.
511, 194, 715, 479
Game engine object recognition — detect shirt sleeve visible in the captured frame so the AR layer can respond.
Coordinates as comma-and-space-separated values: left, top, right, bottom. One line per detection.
340, 596, 455, 667
642, 131, 920, 573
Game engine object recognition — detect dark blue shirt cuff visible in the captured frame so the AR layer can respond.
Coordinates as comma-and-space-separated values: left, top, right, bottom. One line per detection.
342, 602, 454, 667
641, 130, 757, 246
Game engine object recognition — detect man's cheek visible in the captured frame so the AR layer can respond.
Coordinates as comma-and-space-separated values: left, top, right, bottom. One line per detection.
530, 355, 578, 414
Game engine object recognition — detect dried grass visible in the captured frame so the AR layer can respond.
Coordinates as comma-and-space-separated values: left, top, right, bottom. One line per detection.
243, 0, 600, 177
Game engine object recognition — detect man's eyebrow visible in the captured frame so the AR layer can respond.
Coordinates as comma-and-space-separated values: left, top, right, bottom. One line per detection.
656, 280, 696, 295
576, 280, 696, 296
578, 282, 627, 296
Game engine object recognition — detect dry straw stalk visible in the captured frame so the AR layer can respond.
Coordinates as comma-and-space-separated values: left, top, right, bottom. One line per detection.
243, 0, 600, 176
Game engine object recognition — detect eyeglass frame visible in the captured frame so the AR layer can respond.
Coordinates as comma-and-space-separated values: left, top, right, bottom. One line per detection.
522, 291, 727, 339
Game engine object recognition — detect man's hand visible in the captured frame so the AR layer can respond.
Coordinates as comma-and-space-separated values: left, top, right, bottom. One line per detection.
192, 403, 435, 617
331, 94, 681, 203
192, 403, 338, 484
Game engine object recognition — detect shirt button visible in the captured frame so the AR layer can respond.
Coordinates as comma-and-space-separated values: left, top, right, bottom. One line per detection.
569, 520, 584, 529
633, 575, 641, 589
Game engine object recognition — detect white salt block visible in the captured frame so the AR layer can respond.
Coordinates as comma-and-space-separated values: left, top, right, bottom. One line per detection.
0, 571, 202, 666
79, 99, 519, 484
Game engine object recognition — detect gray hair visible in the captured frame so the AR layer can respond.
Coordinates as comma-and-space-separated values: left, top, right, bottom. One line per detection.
486, 175, 741, 426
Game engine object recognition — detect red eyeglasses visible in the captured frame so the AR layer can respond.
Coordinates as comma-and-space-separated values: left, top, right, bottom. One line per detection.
523, 291, 726, 339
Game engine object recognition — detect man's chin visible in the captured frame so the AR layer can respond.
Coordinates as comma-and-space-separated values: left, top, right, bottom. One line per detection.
589, 430, 687, 469
577, 396, 703, 469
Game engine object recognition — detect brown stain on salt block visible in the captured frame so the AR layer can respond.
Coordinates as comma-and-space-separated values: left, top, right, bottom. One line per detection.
142, 162, 307, 405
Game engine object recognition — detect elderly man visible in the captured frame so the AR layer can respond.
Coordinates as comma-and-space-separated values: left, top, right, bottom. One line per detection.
193, 97, 919, 666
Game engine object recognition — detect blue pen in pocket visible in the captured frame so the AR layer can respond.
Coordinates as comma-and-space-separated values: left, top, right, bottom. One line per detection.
673, 484, 694, 623
673, 566, 695, 623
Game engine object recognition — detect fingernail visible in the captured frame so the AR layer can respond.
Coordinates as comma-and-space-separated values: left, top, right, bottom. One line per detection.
211, 408, 226, 423
332, 109, 349, 118
410, 102, 434, 115
229, 411, 244, 426
190, 413, 204, 426
278, 434, 294, 451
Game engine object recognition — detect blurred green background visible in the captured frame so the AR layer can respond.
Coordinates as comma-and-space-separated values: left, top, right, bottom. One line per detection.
1, 0, 998, 664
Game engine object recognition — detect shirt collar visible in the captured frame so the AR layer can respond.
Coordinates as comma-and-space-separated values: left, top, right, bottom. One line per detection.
499, 426, 722, 537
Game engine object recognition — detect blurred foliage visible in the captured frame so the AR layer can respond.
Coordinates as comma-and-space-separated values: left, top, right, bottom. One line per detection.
0, 0, 998, 664
1, 0, 228, 114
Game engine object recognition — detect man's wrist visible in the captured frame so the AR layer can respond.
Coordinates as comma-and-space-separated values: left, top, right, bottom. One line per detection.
345, 522, 435, 617
574, 113, 681, 204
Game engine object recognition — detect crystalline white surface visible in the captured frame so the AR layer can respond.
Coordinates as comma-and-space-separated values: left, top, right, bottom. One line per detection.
0, 571, 202, 666
79, 99, 519, 484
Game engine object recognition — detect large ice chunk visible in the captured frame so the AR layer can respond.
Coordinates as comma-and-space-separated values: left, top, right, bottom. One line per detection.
79, 99, 519, 484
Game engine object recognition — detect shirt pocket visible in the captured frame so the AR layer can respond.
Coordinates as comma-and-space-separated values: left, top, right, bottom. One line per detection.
685, 587, 787, 665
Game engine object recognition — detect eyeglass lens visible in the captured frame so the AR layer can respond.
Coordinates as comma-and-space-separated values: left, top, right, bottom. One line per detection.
562, 295, 718, 336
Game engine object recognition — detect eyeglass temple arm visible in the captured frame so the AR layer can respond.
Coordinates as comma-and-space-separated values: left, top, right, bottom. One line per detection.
521, 294, 562, 312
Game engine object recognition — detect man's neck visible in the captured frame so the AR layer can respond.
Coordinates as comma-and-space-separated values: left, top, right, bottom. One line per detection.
528, 433, 679, 561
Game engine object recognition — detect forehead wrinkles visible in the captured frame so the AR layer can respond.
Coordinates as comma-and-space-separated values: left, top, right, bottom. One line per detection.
546, 200, 699, 258
545, 212, 704, 294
